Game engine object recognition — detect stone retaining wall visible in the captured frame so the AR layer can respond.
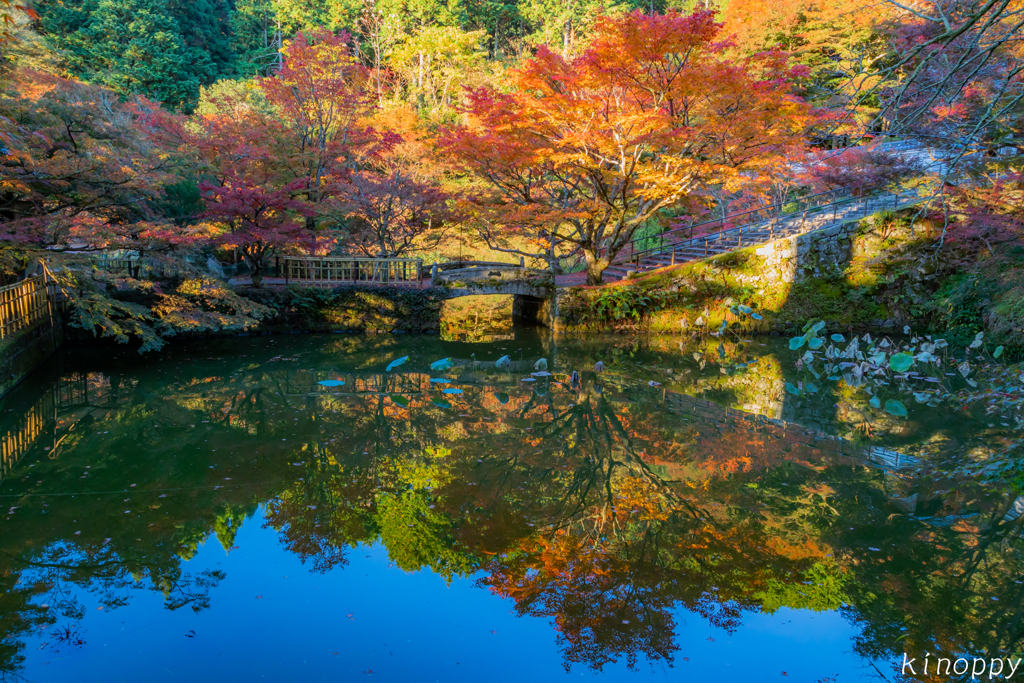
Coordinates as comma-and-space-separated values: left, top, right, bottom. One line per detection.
0, 315, 64, 397
752, 218, 861, 285
553, 212, 934, 334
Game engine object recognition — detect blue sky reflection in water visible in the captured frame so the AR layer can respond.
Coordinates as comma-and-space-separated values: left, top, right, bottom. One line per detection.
0, 332, 1013, 682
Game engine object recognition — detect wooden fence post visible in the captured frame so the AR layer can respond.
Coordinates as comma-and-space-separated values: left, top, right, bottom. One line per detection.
43, 267, 57, 350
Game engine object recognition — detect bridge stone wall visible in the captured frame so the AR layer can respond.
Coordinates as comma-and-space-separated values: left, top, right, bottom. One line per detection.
433, 265, 553, 300
549, 219, 869, 332
0, 315, 64, 398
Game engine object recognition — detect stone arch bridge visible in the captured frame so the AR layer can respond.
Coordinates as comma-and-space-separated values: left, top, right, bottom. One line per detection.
229, 257, 557, 326
430, 261, 554, 326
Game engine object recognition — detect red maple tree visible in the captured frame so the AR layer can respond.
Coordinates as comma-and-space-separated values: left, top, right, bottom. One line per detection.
443, 11, 817, 284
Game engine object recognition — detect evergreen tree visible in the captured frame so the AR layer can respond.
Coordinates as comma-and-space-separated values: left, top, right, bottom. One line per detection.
229, 0, 279, 75
36, 0, 218, 110
167, 0, 236, 77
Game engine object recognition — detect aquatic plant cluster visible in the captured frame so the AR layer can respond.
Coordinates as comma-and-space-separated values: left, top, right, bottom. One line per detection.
781, 317, 1024, 489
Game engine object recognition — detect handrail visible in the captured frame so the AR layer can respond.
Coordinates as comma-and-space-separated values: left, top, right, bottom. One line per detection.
611, 184, 927, 272
619, 157, 984, 273
0, 387, 55, 483
281, 256, 424, 288
613, 184, 878, 265
0, 275, 58, 340
435, 260, 522, 272
613, 140, 935, 267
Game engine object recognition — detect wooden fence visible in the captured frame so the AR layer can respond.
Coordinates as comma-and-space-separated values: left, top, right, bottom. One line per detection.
0, 274, 59, 341
282, 257, 423, 287
0, 388, 54, 482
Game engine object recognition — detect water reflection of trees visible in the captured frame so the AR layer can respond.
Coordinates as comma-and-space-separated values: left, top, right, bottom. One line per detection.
0, 353, 1018, 678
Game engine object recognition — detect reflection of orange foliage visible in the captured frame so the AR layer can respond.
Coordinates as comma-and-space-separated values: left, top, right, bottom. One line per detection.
880, 575, 907, 594
482, 530, 680, 671
478, 391, 530, 413
612, 477, 673, 524
661, 424, 822, 481
951, 519, 981, 535
765, 536, 832, 562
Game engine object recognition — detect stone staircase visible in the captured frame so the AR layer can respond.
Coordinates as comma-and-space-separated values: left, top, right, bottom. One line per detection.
603, 189, 925, 282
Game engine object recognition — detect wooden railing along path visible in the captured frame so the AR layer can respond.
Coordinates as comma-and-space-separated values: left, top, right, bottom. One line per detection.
600, 142, 975, 281
0, 274, 61, 341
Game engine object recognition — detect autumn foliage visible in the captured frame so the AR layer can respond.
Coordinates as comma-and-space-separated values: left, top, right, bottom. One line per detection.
0, 0, 1021, 347
444, 11, 817, 284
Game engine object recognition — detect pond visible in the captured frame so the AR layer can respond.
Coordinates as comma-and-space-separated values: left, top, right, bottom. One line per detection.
0, 330, 1019, 682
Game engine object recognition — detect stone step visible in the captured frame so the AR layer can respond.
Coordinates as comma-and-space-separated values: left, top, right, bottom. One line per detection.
600, 190, 920, 280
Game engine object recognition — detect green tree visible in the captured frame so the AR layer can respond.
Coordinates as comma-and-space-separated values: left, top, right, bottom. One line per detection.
230, 0, 364, 76
36, 0, 217, 110
167, 0, 236, 76
377, 490, 474, 580
387, 25, 487, 117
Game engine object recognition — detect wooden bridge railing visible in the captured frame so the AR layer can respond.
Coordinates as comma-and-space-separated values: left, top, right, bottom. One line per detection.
0, 274, 60, 341
283, 371, 432, 397
434, 259, 523, 273
282, 257, 424, 287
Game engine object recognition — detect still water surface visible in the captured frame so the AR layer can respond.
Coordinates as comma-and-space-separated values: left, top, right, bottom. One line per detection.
0, 331, 1016, 682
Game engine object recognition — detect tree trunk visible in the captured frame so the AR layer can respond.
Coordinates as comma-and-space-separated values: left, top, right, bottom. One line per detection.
584, 251, 609, 286
243, 251, 263, 288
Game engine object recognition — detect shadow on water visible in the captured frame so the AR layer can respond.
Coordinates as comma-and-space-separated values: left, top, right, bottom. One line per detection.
0, 332, 1018, 680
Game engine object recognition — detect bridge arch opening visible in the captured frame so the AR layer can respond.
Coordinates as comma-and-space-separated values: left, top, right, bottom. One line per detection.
440, 294, 514, 340
512, 295, 546, 326
439, 293, 551, 340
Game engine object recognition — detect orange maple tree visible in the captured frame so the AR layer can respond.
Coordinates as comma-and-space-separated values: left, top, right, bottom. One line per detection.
443, 10, 817, 284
